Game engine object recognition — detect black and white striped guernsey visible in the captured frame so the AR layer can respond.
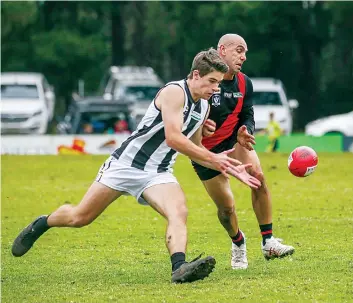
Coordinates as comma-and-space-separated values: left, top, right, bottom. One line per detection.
111, 79, 209, 173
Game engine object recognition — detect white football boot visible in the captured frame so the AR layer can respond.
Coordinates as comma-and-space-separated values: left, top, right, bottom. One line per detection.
231, 231, 248, 269
261, 236, 295, 260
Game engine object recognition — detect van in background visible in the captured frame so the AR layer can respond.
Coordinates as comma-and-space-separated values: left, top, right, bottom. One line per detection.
251, 78, 298, 134
100, 66, 164, 125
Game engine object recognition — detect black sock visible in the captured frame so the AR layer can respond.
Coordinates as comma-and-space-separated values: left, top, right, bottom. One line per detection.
260, 223, 273, 245
231, 229, 244, 247
171, 252, 186, 272
33, 216, 51, 234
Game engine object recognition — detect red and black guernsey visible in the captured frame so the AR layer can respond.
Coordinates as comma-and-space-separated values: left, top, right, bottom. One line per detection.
192, 72, 255, 181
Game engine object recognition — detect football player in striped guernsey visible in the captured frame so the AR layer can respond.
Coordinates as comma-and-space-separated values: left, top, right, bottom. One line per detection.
12, 48, 261, 283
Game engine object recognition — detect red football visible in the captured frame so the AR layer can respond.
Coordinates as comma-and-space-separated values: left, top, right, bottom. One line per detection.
288, 146, 318, 177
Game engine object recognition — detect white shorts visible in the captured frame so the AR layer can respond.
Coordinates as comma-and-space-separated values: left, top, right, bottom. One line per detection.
96, 156, 178, 205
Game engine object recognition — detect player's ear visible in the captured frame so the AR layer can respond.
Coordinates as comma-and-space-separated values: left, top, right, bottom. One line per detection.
193, 70, 200, 80
218, 45, 225, 57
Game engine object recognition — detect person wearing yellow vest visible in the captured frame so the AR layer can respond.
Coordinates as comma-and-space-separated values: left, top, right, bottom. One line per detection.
265, 112, 283, 152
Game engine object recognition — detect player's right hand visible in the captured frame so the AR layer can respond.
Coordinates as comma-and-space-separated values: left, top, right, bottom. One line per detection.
210, 148, 243, 178
226, 163, 262, 189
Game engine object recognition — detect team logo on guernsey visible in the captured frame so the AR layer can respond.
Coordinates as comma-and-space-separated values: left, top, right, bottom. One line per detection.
191, 111, 202, 121
233, 92, 243, 98
211, 94, 221, 107
183, 104, 189, 117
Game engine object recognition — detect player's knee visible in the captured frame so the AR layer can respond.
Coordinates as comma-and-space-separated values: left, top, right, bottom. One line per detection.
249, 168, 265, 183
168, 204, 188, 223
251, 171, 269, 194
256, 171, 265, 183
177, 204, 188, 221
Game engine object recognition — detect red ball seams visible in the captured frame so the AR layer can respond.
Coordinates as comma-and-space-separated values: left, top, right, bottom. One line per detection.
288, 146, 318, 177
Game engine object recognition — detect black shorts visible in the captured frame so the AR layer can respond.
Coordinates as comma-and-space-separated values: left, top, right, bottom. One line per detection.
192, 135, 236, 181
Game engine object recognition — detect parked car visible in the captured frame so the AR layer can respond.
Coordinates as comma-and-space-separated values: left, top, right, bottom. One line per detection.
305, 110, 353, 137
56, 97, 136, 135
251, 78, 299, 134
100, 66, 164, 124
1, 72, 56, 135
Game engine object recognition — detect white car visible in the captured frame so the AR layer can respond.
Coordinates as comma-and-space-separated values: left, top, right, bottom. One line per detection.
305, 111, 353, 136
1, 72, 55, 135
251, 78, 299, 134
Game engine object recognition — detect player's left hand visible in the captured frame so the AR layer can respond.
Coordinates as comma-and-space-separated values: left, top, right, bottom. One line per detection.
237, 125, 256, 151
226, 163, 262, 189
202, 119, 216, 137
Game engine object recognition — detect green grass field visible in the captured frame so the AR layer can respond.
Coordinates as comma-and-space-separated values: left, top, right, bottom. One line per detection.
2, 153, 353, 303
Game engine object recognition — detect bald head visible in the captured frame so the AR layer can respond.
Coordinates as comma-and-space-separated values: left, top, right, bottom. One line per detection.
217, 34, 247, 50
217, 34, 248, 75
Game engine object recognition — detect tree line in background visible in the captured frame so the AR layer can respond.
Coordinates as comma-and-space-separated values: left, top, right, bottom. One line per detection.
2, 1, 353, 129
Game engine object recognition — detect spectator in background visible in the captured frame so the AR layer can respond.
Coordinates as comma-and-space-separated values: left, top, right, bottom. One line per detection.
263, 112, 283, 153
114, 119, 130, 134
82, 122, 94, 134
107, 119, 130, 134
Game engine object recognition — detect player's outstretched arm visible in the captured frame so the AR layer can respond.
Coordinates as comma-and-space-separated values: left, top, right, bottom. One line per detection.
157, 87, 236, 178
157, 85, 214, 163
190, 123, 261, 189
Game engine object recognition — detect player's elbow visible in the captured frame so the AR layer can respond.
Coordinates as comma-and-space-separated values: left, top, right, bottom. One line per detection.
165, 128, 183, 149
165, 136, 179, 149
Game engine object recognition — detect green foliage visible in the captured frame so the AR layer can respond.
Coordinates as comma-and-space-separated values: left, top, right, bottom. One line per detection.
1, 1, 37, 36
31, 30, 109, 97
319, 2, 353, 116
1, 1, 352, 127
1, 1, 38, 70
1, 153, 353, 302
1, 1, 110, 103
